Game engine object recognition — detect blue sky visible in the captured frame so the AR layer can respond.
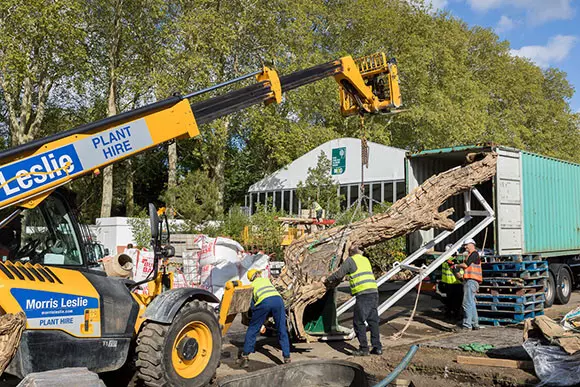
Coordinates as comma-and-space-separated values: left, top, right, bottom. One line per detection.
425, 0, 580, 112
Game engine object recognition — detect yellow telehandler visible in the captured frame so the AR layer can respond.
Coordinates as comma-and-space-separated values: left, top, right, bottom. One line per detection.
0, 53, 401, 386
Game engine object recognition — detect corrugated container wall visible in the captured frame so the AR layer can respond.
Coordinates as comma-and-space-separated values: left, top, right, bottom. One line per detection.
521, 152, 580, 255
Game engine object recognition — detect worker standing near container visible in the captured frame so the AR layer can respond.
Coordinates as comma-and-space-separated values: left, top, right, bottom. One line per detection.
458, 239, 482, 330
240, 269, 291, 368
325, 246, 382, 356
441, 244, 464, 320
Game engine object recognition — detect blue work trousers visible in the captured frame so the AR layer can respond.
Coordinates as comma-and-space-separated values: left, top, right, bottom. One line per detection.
462, 279, 480, 329
243, 295, 290, 358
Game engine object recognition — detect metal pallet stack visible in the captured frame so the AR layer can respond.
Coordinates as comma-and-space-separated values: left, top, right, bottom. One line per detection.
476, 256, 547, 326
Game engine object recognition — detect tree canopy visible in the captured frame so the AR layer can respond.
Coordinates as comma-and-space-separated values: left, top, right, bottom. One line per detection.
0, 0, 577, 224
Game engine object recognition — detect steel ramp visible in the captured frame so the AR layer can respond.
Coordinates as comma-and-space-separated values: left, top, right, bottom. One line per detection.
336, 188, 495, 317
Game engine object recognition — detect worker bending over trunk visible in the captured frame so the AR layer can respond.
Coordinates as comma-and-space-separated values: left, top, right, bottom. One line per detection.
325, 246, 382, 356
240, 269, 290, 368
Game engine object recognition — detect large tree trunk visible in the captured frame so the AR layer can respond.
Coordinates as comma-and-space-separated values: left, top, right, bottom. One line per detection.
275, 152, 498, 341
0, 312, 25, 374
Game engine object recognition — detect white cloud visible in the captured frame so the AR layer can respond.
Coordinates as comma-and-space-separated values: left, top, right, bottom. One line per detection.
510, 35, 577, 68
468, 0, 503, 12
466, 0, 575, 24
495, 15, 516, 33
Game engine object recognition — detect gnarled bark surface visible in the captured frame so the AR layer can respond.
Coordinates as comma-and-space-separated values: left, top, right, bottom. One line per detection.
0, 312, 26, 375
274, 152, 498, 341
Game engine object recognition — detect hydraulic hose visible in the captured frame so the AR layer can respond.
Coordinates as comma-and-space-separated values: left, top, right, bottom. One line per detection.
372, 345, 419, 387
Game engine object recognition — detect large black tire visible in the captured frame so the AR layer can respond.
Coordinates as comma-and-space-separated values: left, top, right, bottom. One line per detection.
135, 300, 222, 387
555, 266, 573, 305
545, 270, 555, 308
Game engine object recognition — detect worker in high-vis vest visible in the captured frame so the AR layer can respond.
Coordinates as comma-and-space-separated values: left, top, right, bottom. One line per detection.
325, 246, 381, 356
440, 244, 464, 319
240, 269, 290, 368
458, 238, 482, 330
313, 201, 323, 221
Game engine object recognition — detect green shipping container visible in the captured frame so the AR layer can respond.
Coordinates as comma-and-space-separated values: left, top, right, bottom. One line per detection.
406, 145, 580, 257
521, 152, 580, 255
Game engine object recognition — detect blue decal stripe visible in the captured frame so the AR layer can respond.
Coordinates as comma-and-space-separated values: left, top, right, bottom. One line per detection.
10, 288, 98, 319
0, 145, 84, 203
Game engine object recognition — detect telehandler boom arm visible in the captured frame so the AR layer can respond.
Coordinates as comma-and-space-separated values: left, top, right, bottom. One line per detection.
0, 53, 401, 210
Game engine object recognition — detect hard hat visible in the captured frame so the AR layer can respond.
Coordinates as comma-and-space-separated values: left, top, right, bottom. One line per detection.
247, 269, 261, 281
463, 238, 476, 246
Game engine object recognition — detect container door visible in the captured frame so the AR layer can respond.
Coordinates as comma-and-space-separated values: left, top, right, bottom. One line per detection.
496, 148, 523, 255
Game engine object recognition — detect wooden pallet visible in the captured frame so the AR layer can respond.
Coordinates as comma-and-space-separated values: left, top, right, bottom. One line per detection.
482, 261, 548, 272
475, 292, 545, 304
482, 277, 547, 287
478, 284, 546, 296
482, 255, 542, 263
476, 300, 544, 313
478, 308, 544, 325
482, 269, 548, 280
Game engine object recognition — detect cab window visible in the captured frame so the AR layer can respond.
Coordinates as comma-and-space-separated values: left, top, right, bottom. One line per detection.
0, 195, 84, 266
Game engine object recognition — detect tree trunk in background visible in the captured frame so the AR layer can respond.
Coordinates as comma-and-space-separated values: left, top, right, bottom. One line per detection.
1, 73, 52, 147
100, 0, 122, 218
275, 152, 498, 341
125, 159, 134, 216
167, 141, 177, 216
204, 118, 228, 213
100, 163, 114, 217
214, 156, 225, 213
100, 76, 117, 218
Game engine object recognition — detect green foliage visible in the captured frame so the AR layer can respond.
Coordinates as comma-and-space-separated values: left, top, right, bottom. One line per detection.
334, 201, 390, 226
216, 204, 284, 258
0, 0, 87, 145
221, 207, 251, 242
161, 170, 221, 231
1, 0, 579, 225
296, 151, 341, 217
246, 204, 285, 260
366, 237, 406, 274
127, 208, 151, 249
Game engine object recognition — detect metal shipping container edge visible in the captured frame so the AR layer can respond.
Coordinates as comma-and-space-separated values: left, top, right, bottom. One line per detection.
406, 144, 580, 257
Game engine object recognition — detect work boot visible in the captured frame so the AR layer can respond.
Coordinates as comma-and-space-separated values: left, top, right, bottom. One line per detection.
239, 355, 250, 368
284, 357, 291, 364
351, 348, 370, 357
370, 348, 383, 355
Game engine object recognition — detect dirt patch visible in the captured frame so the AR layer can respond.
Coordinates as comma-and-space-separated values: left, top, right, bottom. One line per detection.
346, 346, 539, 387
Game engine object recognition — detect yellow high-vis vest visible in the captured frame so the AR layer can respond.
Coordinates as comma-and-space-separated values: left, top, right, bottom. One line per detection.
252, 277, 280, 305
441, 259, 462, 285
349, 254, 378, 295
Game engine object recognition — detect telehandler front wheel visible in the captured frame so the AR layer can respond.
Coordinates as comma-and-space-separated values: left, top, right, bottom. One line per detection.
135, 300, 222, 387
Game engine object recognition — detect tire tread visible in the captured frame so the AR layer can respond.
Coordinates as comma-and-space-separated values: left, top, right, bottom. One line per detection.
135, 299, 220, 387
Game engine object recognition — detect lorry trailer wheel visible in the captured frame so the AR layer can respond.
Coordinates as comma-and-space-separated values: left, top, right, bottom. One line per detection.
555, 266, 572, 305
135, 300, 222, 387
545, 271, 555, 308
